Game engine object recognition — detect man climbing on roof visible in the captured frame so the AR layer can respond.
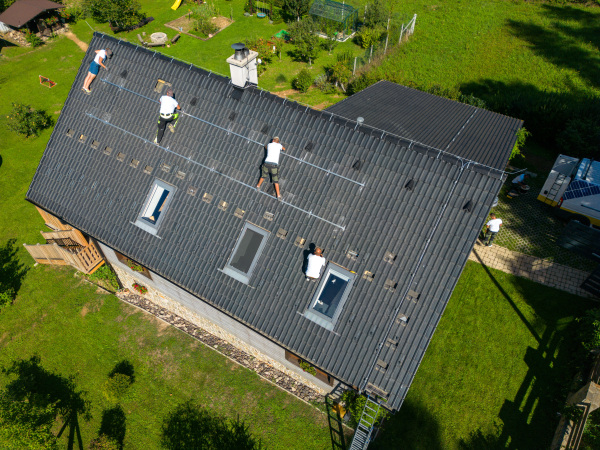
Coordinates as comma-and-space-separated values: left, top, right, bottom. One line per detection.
305, 247, 326, 282
256, 137, 285, 199
82, 48, 112, 94
154, 88, 181, 144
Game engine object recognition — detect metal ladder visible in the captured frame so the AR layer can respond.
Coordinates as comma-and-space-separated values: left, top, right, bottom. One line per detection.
325, 384, 348, 450
542, 172, 567, 205
349, 395, 381, 450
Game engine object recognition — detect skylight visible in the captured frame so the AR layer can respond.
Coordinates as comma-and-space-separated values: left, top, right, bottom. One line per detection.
304, 264, 355, 331
222, 223, 269, 284
134, 179, 176, 235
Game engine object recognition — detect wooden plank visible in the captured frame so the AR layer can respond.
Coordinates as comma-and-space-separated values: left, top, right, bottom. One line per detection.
24, 243, 68, 265
41, 229, 88, 247
36, 207, 70, 231
76, 239, 105, 274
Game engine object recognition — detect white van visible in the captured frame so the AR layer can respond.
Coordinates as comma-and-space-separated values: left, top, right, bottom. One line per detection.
538, 155, 600, 227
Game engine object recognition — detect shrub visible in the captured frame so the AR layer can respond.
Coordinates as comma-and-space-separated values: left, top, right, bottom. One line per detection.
6, 102, 52, 137
87, 265, 120, 291
557, 117, 600, 160
578, 308, 600, 352
84, 0, 144, 29
103, 373, 132, 402
0, 289, 15, 311
459, 93, 487, 109
347, 72, 380, 95
356, 26, 384, 49
59, 6, 85, 23
192, 3, 220, 36
132, 283, 148, 295
510, 127, 530, 162
125, 258, 144, 272
363, 0, 388, 29
314, 74, 336, 93
298, 360, 316, 376
89, 434, 119, 450
244, 0, 255, 14
288, 17, 320, 63
341, 390, 389, 428
293, 68, 312, 93
23, 30, 43, 48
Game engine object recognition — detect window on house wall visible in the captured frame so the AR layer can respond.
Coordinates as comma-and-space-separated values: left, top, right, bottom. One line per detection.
222, 223, 269, 284
135, 179, 176, 235
115, 251, 152, 280
304, 264, 355, 331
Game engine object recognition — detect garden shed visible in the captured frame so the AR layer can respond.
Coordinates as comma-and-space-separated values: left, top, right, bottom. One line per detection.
309, 0, 358, 36
0, 0, 63, 32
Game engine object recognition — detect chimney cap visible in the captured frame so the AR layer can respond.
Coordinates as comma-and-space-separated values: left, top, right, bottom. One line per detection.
357, 116, 364, 124
232, 42, 246, 51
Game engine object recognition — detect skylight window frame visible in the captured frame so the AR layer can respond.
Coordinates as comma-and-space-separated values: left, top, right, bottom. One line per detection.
304, 263, 356, 331
222, 222, 270, 285
134, 179, 177, 235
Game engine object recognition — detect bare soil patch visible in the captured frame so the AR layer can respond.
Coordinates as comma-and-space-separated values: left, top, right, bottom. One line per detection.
165, 14, 233, 40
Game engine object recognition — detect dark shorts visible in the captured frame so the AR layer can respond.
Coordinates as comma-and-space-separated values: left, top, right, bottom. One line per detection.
89, 61, 100, 75
261, 163, 279, 183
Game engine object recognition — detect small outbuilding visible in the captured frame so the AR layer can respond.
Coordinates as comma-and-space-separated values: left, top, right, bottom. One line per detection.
0, 0, 64, 34
309, 0, 358, 36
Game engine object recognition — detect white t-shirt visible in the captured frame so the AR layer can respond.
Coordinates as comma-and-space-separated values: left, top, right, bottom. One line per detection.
306, 254, 326, 278
160, 96, 179, 115
486, 218, 503, 232
512, 174, 525, 184
265, 142, 283, 165
94, 50, 107, 64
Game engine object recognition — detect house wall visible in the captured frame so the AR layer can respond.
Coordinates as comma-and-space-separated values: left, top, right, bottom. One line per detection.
99, 242, 335, 394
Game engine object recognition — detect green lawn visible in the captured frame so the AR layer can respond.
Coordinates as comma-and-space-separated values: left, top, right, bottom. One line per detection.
374, 261, 594, 449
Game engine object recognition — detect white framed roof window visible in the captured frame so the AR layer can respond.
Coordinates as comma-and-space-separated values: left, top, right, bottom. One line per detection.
304, 264, 356, 331
134, 179, 176, 235
222, 222, 270, 284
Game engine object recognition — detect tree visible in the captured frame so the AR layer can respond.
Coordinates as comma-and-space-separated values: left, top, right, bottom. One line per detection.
363, 0, 388, 29
288, 17, 320, 63
0, 394, 58, 449
282, 0, 310, 21
6, 103, 52, 137
84, 0, 144, 29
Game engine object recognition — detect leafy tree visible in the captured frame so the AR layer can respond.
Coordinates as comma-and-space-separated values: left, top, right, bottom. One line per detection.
282, 0, 310, 21
557, 117, 600, 160
578, 308, 600, 351
0, 394, 58, 449
6, 103, 52, 137
323, 23, 339, 54
292, 69, 313, 93
84, 0, 144, 29
363, 0, 388, 29
161, 401, 262, 449
288, 17, 320, 63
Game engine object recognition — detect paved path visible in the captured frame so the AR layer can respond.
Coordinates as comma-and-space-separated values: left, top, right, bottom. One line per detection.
469, 242, 595, 299
64, 30, 88, 52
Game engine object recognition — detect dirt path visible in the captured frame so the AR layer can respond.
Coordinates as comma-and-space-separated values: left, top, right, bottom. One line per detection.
64, 30, 88, 52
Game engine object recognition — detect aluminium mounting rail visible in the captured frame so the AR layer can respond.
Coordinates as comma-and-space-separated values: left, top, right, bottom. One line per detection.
99, 78, 364, 187
85, 112, 346, 230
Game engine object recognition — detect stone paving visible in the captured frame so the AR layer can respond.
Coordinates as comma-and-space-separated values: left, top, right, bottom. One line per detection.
469, 241, 595, 299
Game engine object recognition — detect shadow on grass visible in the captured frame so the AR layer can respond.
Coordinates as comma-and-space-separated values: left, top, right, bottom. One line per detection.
371, 397, 442, 450
109, 359, 135, 383
97, 405, 126, 449
0, 238, 29, 296
160, 400, 262, 449
2, 355, 91, 450
471, 253, 594, 448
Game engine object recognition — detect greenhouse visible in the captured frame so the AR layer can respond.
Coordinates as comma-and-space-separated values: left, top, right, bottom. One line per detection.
309, 0, 358, 36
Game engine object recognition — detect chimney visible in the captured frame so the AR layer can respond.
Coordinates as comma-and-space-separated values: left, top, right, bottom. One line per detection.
227, 43, 258, 88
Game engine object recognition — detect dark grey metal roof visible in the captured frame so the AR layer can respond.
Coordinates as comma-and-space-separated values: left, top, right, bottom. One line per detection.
325, 80, 523, 171
27, 33, 517, 411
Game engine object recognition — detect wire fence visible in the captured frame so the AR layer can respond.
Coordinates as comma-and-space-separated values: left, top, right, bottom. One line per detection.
351, 14, 417, 76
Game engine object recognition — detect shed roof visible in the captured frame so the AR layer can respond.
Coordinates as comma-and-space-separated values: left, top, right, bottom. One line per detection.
27, 33, 521, 411
0, 0, 63, 28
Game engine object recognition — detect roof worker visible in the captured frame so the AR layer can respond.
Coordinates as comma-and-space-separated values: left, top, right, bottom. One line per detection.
512, 173, 530, 188
154, 88, 181, 144
305, 247, 326, 282
256, 137, 285, 199
82, 48, 112, 94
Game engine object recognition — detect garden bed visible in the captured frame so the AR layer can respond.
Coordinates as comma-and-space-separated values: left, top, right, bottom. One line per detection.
165, 13, 233, 40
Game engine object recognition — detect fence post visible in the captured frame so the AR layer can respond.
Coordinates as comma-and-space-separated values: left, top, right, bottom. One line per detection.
369, 45, 373, 63
384, 17, 390, 53
353, 57, 357, 76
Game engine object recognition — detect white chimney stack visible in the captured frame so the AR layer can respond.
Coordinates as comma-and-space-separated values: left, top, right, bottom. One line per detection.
227, 43, 258, 88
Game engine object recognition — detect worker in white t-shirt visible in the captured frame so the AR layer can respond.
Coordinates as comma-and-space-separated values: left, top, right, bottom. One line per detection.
512, 173, 530, 188
154, 88, 181, 144
305, 247, 326, 281
82, 48, 113, 94
484, 213, 503, 247
256, 137, 285, 199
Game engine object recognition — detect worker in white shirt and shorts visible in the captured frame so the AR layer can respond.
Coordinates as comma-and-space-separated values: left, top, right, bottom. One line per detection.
154, 89, 181, 144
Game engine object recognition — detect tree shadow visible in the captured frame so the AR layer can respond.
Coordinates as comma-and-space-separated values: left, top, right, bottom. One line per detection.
97, 405, 126, 449
371, 397, 443, 449
160, 400, 261, 449
109, 360, 135, 383
2, 355, 91, 450
0, 238, 29, 296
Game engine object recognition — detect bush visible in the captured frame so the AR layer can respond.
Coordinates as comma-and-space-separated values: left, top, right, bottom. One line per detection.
6, 102, 52, 137
314, 74, 336, 93
84, 0, 144, 29
0, 289, 15, 311
356, 26, 384, 49
363, 0, 388, 29
125, 258, 144, 272
578, 308, 600, 352
347, 72, 380, 95
87, 265, 120, 291
341, 390, 389, 428
192, 3, 220, 36
59, 6, 86, 23
298, 360, 316, 375
459, 93, 487, 109
557, 117, 600, 160
103, 373, 132, 402
293, 68, 312, 93
23, 30, 43, 48
89, 434, 119, 450
510, 127, 530, 162
132, 283, 148, 295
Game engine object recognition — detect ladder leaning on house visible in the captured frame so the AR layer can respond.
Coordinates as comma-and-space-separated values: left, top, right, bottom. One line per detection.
349, 395, 381, 450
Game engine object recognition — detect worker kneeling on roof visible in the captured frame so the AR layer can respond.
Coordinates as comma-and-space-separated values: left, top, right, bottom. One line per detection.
305, 247, 326, 282
154, 88, 181, 144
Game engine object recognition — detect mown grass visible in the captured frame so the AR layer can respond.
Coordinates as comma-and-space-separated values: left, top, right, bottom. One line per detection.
374, 261, 595, 449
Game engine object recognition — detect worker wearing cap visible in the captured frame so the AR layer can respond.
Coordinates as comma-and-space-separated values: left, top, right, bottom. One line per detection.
82, 48, 112, 94
154, 88, 181, 144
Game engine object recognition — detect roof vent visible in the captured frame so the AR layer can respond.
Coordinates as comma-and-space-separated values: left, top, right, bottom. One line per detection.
91, 140, 100, 149
405, 179, 416, 191
228, 112, 237, 121
357, 116, 364, 125
218, 200, 228, 211
120, 70, 127, 79
234, 207, 245, 218
407, 289, 420, 303
263, 211, 274, 221
190, 97, 198, 106
304, 142, 314, 152
294, 236, 306, 248
143, 165, 153, 174
202, 193, 213, 203
130, 159, 139, 168
176, 170, 186, 180
160, 162, 171, 173
346, 249, 358, 261
464, 200, 474, 212
362, 270, 374, 282
260, 124, 269, 134
187, 186, 197, 196
66, 129, 75, 138
227, 43, 258, 88
116, 152, 125, 162
78, 134, 87, 143
396, 313, 408, 326
384, 279, 397, 292
384, 251, 396, 264
276, 228, 288, 239
352, 160, 363, 171
103, 146, 113, 156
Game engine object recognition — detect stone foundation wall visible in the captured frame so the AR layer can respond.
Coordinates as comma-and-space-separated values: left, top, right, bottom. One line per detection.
112, 265, 331, 395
